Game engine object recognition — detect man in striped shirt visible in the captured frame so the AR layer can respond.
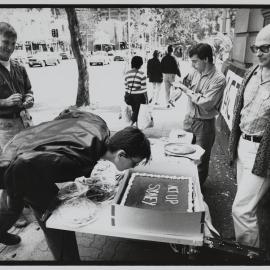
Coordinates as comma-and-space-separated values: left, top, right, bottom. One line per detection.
124, 56, 148, 126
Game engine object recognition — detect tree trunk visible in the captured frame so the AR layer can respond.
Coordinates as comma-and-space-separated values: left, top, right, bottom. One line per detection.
65, 8, 90, 107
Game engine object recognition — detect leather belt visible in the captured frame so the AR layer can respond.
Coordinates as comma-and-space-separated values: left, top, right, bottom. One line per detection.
241, 133, 262, 143
0, 112, 20, 119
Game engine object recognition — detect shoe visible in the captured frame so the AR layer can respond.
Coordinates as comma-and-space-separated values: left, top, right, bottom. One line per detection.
0, 232, 21, 245
15, 218, 28, 228
167, 104, 171, 109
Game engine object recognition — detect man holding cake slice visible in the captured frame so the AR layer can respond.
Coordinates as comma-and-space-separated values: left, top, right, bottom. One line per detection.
176, 43, 226, 186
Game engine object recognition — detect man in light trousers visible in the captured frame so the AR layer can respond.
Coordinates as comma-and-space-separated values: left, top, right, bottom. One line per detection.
229, 24, 270, 248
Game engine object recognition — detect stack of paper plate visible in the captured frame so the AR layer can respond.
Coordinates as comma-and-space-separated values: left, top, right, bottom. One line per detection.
164, 143, 196, 157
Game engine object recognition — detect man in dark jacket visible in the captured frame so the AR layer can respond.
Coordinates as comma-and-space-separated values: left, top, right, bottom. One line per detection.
147, 50, 163, 105
229, 24, 270, 248
0, 108, 151, 260
161, 45, 181, 108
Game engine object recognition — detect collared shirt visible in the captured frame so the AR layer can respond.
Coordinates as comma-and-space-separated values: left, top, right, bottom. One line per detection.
125, 68, 147, 94
240, 67, 270, 137
184, 65, 226, 120
0, 59, 10, 71
0, 60, 33, 116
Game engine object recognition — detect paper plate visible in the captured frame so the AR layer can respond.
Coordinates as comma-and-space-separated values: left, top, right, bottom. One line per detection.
57, 197, 97, 227
164, 143, 196, 155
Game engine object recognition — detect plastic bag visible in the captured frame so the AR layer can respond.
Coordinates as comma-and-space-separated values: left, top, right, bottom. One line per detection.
119, 104, 132, 124
137, 104, 154, 129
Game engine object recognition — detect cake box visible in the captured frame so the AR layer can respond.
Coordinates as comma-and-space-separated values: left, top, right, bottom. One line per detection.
111, 159, 205, 246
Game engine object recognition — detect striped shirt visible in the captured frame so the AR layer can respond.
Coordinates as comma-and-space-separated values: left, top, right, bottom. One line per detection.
125, 68, 147, 94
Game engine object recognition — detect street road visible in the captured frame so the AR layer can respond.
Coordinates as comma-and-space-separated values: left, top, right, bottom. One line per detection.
26, 58, 192, 125
26, 59, 128, 124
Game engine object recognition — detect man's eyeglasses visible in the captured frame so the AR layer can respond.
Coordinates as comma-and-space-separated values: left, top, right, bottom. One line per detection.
250, 44, 270, 54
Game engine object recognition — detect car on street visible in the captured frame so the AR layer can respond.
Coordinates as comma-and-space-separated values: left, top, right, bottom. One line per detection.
59, 52, 69, 60
89, 51, 110, 66
28, 52, 59, 67
114, 55, 125, 61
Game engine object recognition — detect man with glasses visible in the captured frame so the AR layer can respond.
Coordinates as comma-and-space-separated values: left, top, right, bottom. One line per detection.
229, 24, 270, 248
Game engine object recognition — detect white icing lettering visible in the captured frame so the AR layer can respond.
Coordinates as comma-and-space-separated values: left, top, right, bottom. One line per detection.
165, 194, 179, 205
165, 199, 179, 205
141, 184, 160, 206
168, 185, 179, 193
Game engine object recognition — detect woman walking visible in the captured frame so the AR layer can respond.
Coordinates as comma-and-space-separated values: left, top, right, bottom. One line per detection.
124, 56, 148, 126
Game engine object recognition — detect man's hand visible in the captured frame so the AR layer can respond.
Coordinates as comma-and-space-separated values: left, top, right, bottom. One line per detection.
177, 82, 190, 94
22, 96, 34, 109
3, 93, 22, 107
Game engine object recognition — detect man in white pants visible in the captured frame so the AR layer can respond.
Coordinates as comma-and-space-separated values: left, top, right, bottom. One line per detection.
229, 24, 270, 248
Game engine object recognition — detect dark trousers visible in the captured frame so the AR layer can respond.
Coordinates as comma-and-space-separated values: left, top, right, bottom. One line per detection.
0, 151, 82, 261
127, 93, 148, 123
191, 118, 216, 185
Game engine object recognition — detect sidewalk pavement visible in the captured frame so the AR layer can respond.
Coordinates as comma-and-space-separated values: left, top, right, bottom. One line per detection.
0, 98, 191, 262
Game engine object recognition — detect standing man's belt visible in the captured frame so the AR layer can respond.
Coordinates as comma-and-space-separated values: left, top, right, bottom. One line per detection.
241, 133, 262, 143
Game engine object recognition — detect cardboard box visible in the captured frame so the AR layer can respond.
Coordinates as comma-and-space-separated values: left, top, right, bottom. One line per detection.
111, 159, 205, 246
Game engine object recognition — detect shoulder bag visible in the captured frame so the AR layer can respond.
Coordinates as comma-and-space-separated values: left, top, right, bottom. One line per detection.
124, 71, 138, 105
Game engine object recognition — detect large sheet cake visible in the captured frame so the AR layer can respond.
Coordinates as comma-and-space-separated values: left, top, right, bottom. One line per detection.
121, 172, 194, 212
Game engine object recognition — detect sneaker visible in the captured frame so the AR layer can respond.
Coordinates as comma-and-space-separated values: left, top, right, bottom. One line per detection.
0, 232, 21, 245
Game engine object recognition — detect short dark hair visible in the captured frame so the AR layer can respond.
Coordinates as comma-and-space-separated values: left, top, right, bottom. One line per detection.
0, 22, 17, 38
189, 43, 213, 63
131, 56, 143, 69
168, 45, 173, 54
107, 126, 151, 164
153, 50, 159, 58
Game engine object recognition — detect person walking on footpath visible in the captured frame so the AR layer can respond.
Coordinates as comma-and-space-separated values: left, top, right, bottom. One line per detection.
124, 55, 148, 126
229, 24, 270, 248
147, 50, 163, 105
176, 43, 226, 186
161, 45, 181, 108
0, 22, 34, 246
0, 108, 151, 261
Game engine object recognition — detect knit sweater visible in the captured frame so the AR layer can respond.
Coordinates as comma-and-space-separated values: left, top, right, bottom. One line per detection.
125, 68, 147, 94
228, 64, 270, 178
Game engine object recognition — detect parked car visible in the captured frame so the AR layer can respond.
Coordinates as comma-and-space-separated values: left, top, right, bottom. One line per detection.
114, 55, 125, 61
89, 51, 110, 66
28, 52, 59, 67
59, 52, 69, 60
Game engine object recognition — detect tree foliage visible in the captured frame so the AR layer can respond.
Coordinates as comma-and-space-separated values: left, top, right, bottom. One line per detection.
129, 8, 226, 48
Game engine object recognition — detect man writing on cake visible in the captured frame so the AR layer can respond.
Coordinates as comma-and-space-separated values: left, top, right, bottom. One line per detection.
0, 107, 151, 261
176, 43, 226, 186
